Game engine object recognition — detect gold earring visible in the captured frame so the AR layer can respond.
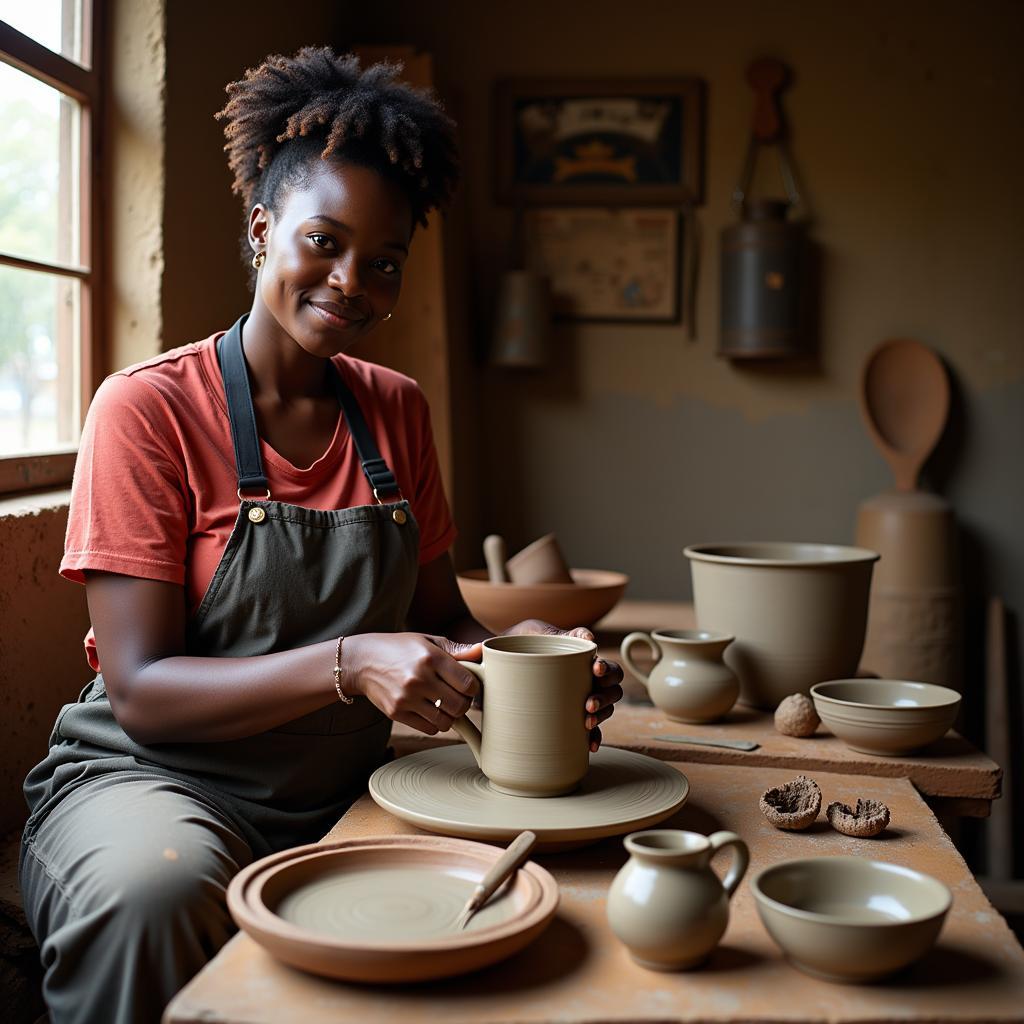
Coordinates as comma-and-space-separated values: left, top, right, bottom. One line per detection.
382, 311, 392, 320
252, 251, 266, 270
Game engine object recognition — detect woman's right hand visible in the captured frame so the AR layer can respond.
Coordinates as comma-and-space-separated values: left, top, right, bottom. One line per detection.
342, 633, 482, 735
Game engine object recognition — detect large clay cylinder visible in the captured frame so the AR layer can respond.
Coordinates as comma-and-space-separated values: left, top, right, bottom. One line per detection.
856, 491, 961, 689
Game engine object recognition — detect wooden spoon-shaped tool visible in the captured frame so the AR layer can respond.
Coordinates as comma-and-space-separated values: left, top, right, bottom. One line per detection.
860, 338, 950, 492
455, 830, 537, 930
483, 534, 509, 583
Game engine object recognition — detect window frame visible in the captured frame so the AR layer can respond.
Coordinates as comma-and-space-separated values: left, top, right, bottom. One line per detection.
0, 2, 103, 494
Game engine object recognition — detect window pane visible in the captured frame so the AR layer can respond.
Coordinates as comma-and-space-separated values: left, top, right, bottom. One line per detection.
0, 265, 80, 455
0, 61, 81, 268
0, 0, 84, 66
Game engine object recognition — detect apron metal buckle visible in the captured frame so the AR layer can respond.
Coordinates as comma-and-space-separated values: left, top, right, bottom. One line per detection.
237, 487, 272, 502
372, 487, 405, 505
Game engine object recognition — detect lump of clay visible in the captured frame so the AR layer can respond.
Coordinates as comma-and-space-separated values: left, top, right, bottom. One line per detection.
759, 775, 822, 830
774, 693, 820, 737
826, 798, 890, 837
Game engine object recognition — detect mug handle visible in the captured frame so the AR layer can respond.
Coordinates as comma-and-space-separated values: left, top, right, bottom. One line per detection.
708, 831, 749, 898
620, 631, 657, 686
450, 662, 485, 768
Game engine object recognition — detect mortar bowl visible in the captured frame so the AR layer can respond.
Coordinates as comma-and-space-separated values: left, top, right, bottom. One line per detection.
457, 568, 628, 633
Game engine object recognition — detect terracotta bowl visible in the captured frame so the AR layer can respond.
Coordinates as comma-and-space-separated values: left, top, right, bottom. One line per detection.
810, 679, 961, 756
752, 856, 951, 982
685, 542, 879, 710
227, 836, 559, 983
457, 568, 629, 633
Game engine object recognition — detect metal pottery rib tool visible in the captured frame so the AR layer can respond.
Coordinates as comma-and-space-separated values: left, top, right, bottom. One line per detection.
650, 735, 760, 752
455, 830, 537, 930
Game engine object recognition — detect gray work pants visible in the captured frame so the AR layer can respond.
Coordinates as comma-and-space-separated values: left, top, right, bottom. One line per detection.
20, 773, 252, 1024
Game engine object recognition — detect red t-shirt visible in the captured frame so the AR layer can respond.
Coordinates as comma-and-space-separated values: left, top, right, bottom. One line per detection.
61, 330, 457, 671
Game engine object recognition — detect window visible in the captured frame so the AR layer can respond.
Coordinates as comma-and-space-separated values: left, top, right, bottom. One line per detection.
0, 1, 101, 493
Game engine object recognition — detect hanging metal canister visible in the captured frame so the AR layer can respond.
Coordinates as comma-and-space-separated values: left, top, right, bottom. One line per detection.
720, 59, 809, 360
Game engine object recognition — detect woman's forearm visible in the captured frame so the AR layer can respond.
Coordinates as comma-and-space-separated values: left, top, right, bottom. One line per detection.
112, 639, 340, 746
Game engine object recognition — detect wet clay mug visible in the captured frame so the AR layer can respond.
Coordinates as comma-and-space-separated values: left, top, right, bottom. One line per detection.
607, 829, 749, 971
451, 634, 596, 797
620, 630, 739, 723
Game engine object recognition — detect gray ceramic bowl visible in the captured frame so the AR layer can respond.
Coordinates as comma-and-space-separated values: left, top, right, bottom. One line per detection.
810, 679, 961, 756
752, 857, 951, 983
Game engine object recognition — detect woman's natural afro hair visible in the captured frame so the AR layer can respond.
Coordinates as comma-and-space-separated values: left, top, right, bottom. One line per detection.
216, 47, 459, 240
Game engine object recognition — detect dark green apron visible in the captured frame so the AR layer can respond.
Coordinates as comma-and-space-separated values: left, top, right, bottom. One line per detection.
23, 315, 420, 856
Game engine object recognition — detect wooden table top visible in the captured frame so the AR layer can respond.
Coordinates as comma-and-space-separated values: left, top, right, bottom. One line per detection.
165, 759, 1024, 1024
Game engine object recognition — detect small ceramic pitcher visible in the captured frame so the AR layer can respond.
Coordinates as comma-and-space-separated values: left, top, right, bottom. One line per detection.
620, 630, 739, 723
607, 829, 749, 971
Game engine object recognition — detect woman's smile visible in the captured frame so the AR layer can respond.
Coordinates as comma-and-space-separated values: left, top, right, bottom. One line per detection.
306, 298, 365, 331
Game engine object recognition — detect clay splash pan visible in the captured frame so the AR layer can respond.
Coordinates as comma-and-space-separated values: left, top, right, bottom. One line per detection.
369, 745, 690, 851
227, 836, 559, 983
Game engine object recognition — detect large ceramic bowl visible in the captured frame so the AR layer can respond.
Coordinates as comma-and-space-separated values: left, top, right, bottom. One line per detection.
752, 857, 951, 982
810, 679, 961, 755
227, 836, 559, 983
684, 542, 879, 709
457, 568, 628, 633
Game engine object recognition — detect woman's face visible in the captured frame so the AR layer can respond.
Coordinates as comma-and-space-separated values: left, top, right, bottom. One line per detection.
249, 159, 413, 357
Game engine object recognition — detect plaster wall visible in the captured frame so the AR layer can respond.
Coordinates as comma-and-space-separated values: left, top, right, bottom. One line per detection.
352, 0, 1024, 708
107, 0, 166, 370
0, 494, 91, 834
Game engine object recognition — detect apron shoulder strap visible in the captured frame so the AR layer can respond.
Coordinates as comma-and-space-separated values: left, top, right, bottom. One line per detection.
328, 364, 402, 501
217, 316, 268, 495
216, 315, 402, 502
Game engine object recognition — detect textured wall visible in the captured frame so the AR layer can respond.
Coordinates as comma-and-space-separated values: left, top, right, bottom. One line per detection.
351, 0, 1024, 721
0, 495, 91, 835
106, 0, 166, 370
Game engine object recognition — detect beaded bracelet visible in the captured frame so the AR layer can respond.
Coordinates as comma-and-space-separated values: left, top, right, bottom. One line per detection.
334, 635, 354, 704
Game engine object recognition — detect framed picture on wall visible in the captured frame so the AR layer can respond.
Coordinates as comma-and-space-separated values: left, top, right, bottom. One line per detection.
495, 77, 705, 205
523, 207, 682, 323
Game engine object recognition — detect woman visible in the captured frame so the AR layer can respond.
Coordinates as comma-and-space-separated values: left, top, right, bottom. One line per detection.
19, 48, 623, 1024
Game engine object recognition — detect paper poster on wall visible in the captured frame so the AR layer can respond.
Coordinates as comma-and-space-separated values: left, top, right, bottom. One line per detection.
524, 207, 681, 323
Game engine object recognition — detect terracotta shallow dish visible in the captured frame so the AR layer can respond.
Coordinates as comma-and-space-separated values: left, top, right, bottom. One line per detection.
226, 836, 559, 983
684, 542, 878, 710
752, 856, 951, 983
456, 568, 628, 633
810, 679, 961, 755
369, 745, 689, 851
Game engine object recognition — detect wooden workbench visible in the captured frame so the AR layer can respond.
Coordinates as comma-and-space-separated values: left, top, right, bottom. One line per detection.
384, 599, 1001, 818
165, 760, 1024, 1024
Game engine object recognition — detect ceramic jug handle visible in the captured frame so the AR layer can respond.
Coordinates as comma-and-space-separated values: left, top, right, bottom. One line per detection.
620, 632, 656, 686
708, 831, 749, 898
450, 662, 485, 767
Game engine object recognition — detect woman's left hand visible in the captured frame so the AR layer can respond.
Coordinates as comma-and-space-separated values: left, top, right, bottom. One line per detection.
503, 619, 625, 752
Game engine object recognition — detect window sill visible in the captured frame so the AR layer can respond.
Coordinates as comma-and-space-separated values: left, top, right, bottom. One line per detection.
0, 450, 76, 495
